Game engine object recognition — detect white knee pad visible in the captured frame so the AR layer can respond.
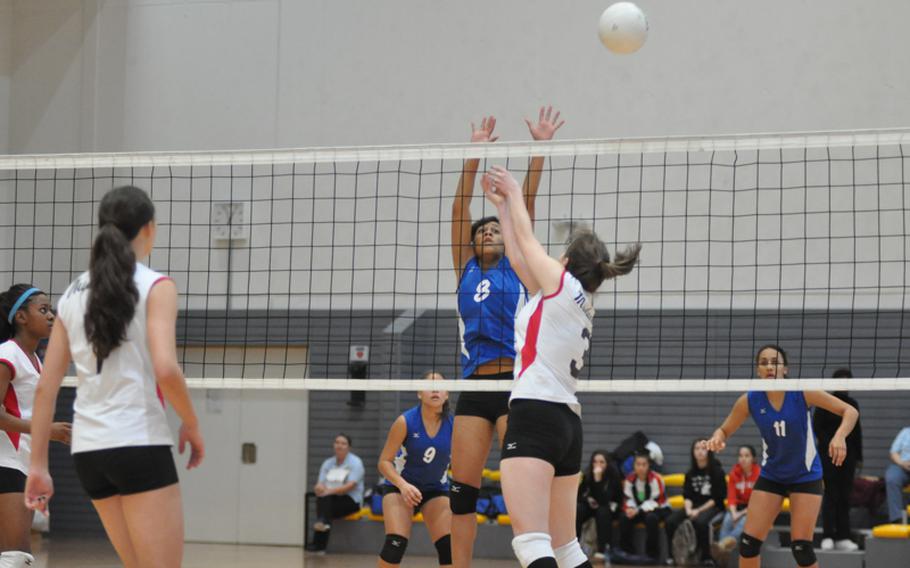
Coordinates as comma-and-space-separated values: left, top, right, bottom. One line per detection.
553, 538, 588, 568
0, 551, 34, 568
512, 532, 553, 568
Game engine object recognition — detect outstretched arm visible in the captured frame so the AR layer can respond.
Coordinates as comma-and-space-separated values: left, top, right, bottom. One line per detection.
805, 390, 858, 467
487, 166, 563, 296
452, 116, 498, 281
522, 106, 564, 222
481, 173, 539, 294
702, 394, 750, 453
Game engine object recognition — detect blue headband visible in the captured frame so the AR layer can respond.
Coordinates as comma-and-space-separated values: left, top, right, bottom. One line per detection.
7, 288, 41, 324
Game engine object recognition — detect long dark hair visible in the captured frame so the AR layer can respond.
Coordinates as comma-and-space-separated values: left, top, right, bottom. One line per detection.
0, 283, 42, 341
584, 449, 618, 481
689, 438, 721, 473
564, 229, 641, 293
420, 370, 451, 417
85, 186, 155, 364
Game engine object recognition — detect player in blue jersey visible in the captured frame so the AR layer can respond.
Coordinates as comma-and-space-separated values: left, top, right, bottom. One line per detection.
703, 345, 858, 568
449, 107, 564, 567
377, 371, 455, 567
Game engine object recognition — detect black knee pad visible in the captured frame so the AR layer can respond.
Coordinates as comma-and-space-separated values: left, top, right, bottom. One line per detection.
791, 539, 817, 567
379, 534, 408, 564
449, 481, 479, 515
739, 532, 763, 558
434, 534, 452, 565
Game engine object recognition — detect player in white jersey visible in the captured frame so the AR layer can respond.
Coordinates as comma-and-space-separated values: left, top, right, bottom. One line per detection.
25, 186, 205, 568
482, 166, 640, 568
0, 284, 70, 568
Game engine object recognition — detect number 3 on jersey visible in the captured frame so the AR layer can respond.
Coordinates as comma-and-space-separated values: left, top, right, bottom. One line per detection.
569, 328, 591, 378
773, 420, 787, 437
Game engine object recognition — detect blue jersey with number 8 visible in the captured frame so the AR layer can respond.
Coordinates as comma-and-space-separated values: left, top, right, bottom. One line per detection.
748, 390, 822, 484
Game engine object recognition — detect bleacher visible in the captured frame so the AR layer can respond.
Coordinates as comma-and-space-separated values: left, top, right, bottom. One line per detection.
308, 473, 910, 566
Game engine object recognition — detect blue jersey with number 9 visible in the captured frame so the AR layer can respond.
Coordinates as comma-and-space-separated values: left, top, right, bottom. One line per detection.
384, 405, 454, 492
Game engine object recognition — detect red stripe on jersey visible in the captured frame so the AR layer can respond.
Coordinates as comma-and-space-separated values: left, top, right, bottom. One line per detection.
0, 358, 17, 381
156, 385, 165, 408
150, 276, 173, 289
518, 271, 567, 379
3, 382, 20, 450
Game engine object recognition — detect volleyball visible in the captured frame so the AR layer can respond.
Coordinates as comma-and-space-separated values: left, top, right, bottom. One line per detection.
598, 2, 649, 54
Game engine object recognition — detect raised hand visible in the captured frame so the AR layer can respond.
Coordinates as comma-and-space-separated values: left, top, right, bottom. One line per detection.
471, 116, 499, 143
480, 172, 506, 208
525, 106, 565, 141
486, 166, 522, 198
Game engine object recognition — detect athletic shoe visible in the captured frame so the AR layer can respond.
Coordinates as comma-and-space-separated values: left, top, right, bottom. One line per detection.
313, 521, 330, 532
820, 538, 834, 551
719, 536, 737, 551
835, 539, 859, 551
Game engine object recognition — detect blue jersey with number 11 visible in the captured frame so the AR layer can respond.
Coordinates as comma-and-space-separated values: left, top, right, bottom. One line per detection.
748, 390, 822, 484
387, 405, 453, 492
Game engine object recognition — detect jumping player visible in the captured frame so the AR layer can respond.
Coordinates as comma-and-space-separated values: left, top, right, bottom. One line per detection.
703, 344, 858, 568
482, 165, 640, 568
376, 371, 454, 567
449, 107, 564, 567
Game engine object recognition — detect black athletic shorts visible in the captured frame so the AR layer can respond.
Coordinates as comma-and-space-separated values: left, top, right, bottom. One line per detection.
501, 399, 583, 477
0, 466, 26, 494
753, 476, 824, 497
379, 484, 449, 512
454, 372, 512, 423
73, 445, 179, 500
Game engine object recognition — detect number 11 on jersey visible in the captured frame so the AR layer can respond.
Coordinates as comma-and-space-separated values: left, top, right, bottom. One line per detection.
773, 420, 787, 437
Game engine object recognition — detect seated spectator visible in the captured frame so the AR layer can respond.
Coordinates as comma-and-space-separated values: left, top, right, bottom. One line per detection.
666, 440, 726, 566
577, 449, 623, 559
815, 368, 862, 551
619, 450, 670, 561
306, 433, 365, 553
885, 426, 910, 524
713, 445, 760, 563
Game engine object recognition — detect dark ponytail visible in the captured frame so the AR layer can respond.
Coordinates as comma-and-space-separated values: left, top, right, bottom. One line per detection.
0, 283, 41, 341
85, 186, 155, 364
564, 229, 642, 293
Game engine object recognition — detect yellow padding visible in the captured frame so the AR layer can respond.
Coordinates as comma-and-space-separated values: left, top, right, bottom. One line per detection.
497, 514, 511, 526
485, 470, 502, 482
872, 524, 910, 539
481, 468, 492, 479
668, 495, 685, 510
476, 514, 488, 524
344, 507, 368, 521
412, 512, 424, 523
366, 511, 384, 522
781, 498, 791, 513
904, 484, 910, 494
662, 473, 685, 487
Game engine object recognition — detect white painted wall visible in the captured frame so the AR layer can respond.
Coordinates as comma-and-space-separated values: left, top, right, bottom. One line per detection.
0, 0, 12, 153
7, 0, 910, 153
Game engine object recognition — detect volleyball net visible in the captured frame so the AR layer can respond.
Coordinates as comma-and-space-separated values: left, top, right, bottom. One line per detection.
2, 129, 910, 394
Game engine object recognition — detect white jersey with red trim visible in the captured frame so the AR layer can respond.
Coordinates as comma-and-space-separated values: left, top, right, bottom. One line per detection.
0, 340, 42, 474
511, 271, 594, 416
57, 263, 174, 453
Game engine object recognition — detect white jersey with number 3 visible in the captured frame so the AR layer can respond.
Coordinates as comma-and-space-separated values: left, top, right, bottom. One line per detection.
57, 262, 174, 454
512, 271, 594, 415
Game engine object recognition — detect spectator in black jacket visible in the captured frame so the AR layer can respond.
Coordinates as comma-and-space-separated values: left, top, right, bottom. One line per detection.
576, 450, 623, 558
666, 439, 727, 566
814, 368, 863, 552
